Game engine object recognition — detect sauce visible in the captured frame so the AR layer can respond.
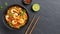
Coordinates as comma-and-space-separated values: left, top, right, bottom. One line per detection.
24, 0, 32, 4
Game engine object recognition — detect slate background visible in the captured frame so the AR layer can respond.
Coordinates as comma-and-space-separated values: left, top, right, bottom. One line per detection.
0, 0, 60, 34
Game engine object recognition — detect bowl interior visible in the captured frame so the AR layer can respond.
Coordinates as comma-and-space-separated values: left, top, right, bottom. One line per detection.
3, 4, 29, 30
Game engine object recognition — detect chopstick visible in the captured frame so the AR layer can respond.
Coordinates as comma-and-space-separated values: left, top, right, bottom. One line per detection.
25, 15, 36, 34
29, 16, 41, 34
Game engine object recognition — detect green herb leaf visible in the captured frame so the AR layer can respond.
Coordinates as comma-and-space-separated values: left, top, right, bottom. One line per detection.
9, 13, 13, 16
9, 23, 13, 27
22, 9, 26, 12
5, 2, 8, 6
20, 9, 26, 16
0, 5, 3, 10
20, 12, 24, 16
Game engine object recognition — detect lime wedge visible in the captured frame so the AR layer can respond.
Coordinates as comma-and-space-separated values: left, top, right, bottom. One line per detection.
32, 3, 40, 11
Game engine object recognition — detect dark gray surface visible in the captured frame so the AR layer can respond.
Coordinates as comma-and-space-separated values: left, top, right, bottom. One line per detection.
0, 0, 60, 34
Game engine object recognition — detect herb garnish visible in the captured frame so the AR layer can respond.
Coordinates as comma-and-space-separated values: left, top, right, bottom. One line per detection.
5, 2, 8, 6
9, 13, 13, 16
20, 9, 26, 16
0, 5, 3, 10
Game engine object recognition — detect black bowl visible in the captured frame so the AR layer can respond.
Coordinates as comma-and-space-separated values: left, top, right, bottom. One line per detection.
3, 4, 29, 30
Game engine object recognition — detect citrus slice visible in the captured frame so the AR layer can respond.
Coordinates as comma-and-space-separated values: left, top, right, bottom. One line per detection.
32, 3, 40, 11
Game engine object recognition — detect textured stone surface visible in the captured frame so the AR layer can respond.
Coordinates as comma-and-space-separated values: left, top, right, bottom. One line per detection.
0, 0, 60, 34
